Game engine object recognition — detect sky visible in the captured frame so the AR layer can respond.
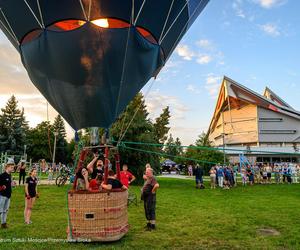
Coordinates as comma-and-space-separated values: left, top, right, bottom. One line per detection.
0, 0, 300, 146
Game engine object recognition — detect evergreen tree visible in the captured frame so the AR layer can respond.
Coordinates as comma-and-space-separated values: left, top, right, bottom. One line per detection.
52, 115, 68, 163
153, 106, 170, 144
110, 93, 160, 183
196, 132, 211, 147
0, 95, 29, 155
164, 134, 176, 160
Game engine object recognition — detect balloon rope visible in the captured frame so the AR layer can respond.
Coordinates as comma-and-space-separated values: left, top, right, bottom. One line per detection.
36, 0, 45, 28
78, 0, 88, 21
119, 144, 217, 165
164, 0, 208, 62
23, 0, 43, 28
0, 18, 18, 45
159, 0, 190, 44
158, 0, 175, 44
133, 0, 146, 25
160, 0, 207, 45
116, 140, 300, 156
0, 9, 19, 44
117, 78, 156, 146
87, 0, 92, 21
114, 2, 135, 119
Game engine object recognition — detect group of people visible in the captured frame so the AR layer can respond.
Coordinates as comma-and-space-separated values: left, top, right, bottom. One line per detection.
75, 155, 160, 230
206, 163, 300, 189
0, 154, 161, 231
0, 158, 38, 228
74, 154, 136, 192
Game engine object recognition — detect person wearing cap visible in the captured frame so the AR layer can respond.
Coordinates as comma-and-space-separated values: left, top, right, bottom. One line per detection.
0, 158, 15, 229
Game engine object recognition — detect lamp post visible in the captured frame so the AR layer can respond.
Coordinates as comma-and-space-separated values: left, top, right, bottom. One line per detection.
52, 131, 58, 166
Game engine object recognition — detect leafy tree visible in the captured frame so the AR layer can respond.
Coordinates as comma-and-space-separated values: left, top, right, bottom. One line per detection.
184, 131, 227, 173
26, 121, 53, 161
0, 95, 29, 155
153, 106, 170, 144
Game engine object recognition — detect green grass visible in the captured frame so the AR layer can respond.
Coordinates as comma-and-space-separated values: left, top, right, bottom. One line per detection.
1, 178, 300, 249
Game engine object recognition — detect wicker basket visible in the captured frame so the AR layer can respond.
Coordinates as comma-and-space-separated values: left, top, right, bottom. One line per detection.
67, 189, 129, 242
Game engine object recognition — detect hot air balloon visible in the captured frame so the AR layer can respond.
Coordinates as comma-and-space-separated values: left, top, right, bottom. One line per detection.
0, 0, 210, 242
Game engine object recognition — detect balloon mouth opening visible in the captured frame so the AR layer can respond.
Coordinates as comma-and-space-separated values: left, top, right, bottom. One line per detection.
20, 18, 158, 45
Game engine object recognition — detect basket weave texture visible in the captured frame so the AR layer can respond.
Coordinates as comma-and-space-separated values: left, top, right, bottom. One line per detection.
68, 190, 129, 242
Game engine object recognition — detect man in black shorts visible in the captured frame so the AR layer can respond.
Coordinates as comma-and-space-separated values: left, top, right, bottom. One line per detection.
142, 168, 159, 230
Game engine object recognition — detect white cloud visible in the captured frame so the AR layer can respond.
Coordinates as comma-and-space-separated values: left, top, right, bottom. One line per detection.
204, 75, 222, 98
232, 1, 246, 19
175, 45, 195, 60
196, 55, 212, 65
145, 91, 189, 121
186, 84, 201, 94
253, 0, 287, 9
196, 39, 212, 49
260, 23, 280, 37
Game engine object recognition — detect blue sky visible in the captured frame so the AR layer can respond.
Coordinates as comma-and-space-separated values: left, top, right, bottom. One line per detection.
143, 0, 300, 145
0, 0, 299, 145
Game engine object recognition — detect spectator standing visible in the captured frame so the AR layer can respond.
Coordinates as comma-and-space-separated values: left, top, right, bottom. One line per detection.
0, 158, 15, 229
18, 160, 26, 185
209, 167, 216, 189
142, 168, 159, 231
24, 169, 39, 224
194, 165, 204, 189
120, 164, 136, 188
188, 165, 193, 177
216, 167, 224, 188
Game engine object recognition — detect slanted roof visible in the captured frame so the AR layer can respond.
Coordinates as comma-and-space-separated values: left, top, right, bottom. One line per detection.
208, 76, 300, 134
263, 87, 293, 109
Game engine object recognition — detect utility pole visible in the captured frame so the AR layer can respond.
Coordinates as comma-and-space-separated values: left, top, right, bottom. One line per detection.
52, 131, 58, 166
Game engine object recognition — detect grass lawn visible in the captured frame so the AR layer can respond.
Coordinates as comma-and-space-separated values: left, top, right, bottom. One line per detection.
1, 178, 300, 250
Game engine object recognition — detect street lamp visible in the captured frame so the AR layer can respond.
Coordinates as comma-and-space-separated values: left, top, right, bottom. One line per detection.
52, 131, 59, 166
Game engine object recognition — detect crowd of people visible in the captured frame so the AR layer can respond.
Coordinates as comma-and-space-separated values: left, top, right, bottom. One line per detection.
0, 155, 160, 231
191, 163, 300, 189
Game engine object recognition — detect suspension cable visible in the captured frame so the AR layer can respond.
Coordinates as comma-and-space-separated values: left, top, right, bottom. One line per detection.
117, 78, 156, 145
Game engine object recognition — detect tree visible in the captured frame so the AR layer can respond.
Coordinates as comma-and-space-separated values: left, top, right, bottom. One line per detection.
184, 131, 226, 174
164, 134, 183, 161
110, 93, 161, 183
0, 95, 29, 155
153, 106, 170, 144
52, 115, 68, 163
196, 132, 211, 147
26, 121, 53, 161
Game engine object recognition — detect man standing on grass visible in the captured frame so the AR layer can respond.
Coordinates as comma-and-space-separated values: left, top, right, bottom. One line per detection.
0, 158, 15, 229
142, 168, 159, 231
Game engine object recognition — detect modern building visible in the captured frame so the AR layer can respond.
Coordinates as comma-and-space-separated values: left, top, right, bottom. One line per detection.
208, 76, 300, 164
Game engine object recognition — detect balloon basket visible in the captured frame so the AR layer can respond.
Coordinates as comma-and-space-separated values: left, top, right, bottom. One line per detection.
67, 189, 129, 242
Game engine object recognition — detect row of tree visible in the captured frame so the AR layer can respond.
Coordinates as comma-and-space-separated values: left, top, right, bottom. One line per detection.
0, 94, 225, 180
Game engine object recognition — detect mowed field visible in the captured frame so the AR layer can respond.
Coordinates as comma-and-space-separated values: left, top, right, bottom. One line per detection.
0, 177, 300, 250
